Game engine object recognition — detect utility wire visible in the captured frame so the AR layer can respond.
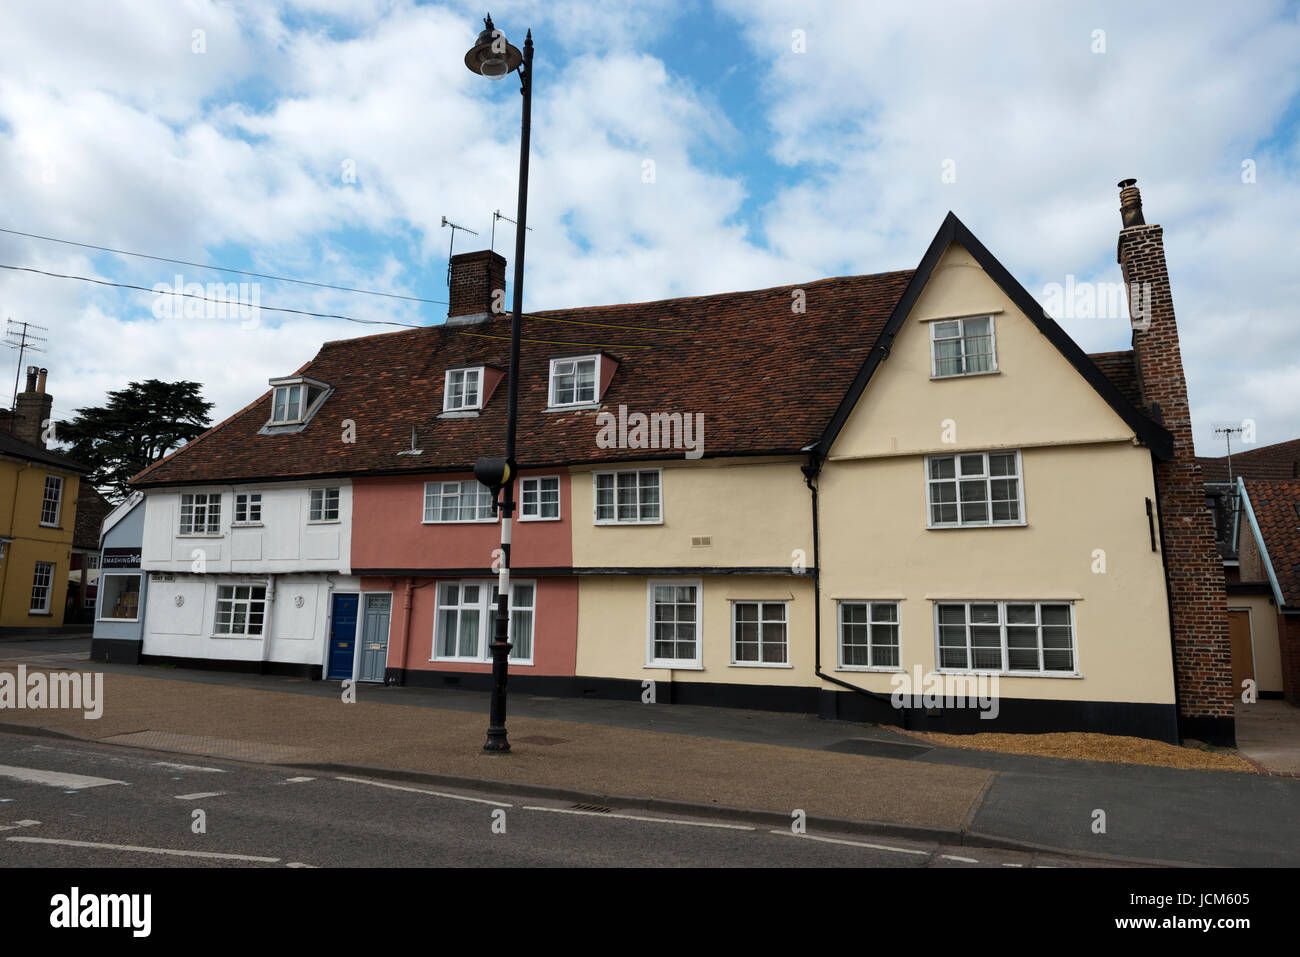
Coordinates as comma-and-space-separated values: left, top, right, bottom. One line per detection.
0, 225, 449, 306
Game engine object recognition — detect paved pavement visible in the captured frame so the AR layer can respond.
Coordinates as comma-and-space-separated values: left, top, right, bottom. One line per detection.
1235, 699, 1300, 774
3, 637, 1299, 866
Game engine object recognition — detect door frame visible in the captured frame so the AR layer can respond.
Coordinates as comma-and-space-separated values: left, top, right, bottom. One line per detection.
326, 589, 362, 681
358, 590, 394, 683
1227, 605, 1257, 696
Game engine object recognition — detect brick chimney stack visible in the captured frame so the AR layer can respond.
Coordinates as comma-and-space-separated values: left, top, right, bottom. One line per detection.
1116, 179, 1234, 744
12, 365, 53, 448
447, 250, 507, 325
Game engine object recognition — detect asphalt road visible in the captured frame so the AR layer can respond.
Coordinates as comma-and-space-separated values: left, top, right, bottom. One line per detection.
0, 731, 1117, 868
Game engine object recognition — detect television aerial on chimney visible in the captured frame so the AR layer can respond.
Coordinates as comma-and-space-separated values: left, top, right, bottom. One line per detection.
490, 208, 532, 253
4, 319, 47, 411
440, 216, 479, 287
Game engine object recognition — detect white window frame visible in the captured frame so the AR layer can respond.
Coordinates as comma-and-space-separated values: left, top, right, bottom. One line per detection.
646, 578, 703, 669
593, 468, 663, 525
267, 376, 329, 426
933, 600, 1079, 676
925, 450, 1025, 528
214, 582, 269, 637
443, 367, 484, 412
929, 314, 998, 378
730, 600, 790, 667
233, 492, 263, 525
519, 476, 562, 522
39, 475, 63, 527
548, 355, 600, 408
308, 487, 341, 523
178, 492, 222, 536
836, 600, 903, 672
96, 572, 143, 623
422, 480, 497, 524
30, 561, 54, 613
431, 579, 536, 665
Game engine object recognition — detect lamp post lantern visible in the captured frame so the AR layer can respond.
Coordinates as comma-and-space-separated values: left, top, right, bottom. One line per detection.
466, 14, 532, 753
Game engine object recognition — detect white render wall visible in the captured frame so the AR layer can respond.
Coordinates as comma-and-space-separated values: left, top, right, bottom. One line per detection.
140, 482, 353, 575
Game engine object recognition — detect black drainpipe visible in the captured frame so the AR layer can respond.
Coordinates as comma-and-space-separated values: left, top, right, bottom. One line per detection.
802, 453, 896, 720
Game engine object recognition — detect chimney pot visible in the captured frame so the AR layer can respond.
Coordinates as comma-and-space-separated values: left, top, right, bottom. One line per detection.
1118, 178, 1145, 228
36, 368, 47, 393
24, 366, 37, 392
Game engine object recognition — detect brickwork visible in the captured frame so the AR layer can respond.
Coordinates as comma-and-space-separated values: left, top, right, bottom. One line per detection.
448, 250, 507, 319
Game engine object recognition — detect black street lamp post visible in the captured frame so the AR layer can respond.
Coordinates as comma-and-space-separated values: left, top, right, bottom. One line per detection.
465, 15, 533, 753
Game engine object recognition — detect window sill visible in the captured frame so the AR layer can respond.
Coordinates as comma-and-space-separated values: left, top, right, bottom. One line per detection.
439, 409, 481, 418
645, 662, 704, 671
178, 533, 222, 539
421, 518, 498, 525
729, 661, 793, 669
835, 665, 906, 674
544, 403, 600, 413
231, 522, 263, 528
307, 520, 341, 525
926, 522, 1027, 530
934, 668, 1083, 680
39, 523, 61, 530
431, 658, 534, 667
594, 520, 664, 527
519, 516, 562, 523
211, 634, 264, 640
96, 617, 140, 623
930, 369, 1000, 380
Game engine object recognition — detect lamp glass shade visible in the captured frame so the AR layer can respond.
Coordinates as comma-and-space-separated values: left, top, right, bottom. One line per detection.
464, 27, 523, 79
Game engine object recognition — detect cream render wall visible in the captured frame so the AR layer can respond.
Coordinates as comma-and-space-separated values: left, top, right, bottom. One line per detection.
1228, 593, 1283, 695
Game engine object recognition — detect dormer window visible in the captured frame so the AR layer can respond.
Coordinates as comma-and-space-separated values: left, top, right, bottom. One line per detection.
266, 376, 330, 427
930, 316, 996, 377
444, 367, 483, 412
549, 355, 599, 407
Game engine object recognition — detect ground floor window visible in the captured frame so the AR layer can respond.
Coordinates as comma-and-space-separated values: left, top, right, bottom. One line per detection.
30, 561, 54, 613
647, 580, 701, 667
731, 601, 788, 665
935, 600, 1075, 673
98, 573, 141, 620
433, 580, 535, 663
838, 601, 900, 669
215, 583, 268, 636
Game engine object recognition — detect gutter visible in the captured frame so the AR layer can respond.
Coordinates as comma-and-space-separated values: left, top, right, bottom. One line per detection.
1237, 477, 1289, 611
802, 453, 894, 714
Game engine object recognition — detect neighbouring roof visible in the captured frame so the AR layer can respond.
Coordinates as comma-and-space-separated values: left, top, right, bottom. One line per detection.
131, 213, 1169, 488
1240, 478, 1300, 608
1199, 437, 1300, 484
73, 483, 114, 551
0, 430, 90, 473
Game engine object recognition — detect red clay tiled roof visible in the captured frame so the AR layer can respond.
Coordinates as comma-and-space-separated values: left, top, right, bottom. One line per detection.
1242, 478, 1300, 606
1199, 438, 1300, 484
132, 270, 916, 486
73, 483, 114, 551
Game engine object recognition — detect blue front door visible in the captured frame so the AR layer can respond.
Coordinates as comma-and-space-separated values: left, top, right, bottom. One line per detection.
327, 594, 359, 680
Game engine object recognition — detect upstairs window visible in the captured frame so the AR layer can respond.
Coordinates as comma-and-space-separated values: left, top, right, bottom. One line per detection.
40, 475, 63, 527
520, 476, 561, 521
309, 488, 340, 523
234, 493, 262, 525
268, 376, 329, 426
926, 452, 1023, 527
423, 480, 495, 523
444, 367, 483, 411
549, 355, 598, 407
931, 316, 996, 377
594, 469, 661, 524
179, 493, 221, 535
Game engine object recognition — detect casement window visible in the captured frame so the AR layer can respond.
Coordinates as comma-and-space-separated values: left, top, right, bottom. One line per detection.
935, 601, 1076, 674
433, 581, 535, 663
549, 355, 598, 407
233, 493, 262, 525
647, 580, 702, 668
926, 451, 1023, 527
594, 469, 661, 524
444, 367, 483, 411
731, 601, 788, 666
423, 480, 495, 523
930, 315, 996, 377
267, 376, 329, 426
520, 476, 561, 521
40, 475, 63, 527
838, 601, 901, 669
179, 493, 221, 535
309, 488, 340, 523
97, 573, 142, 621
215, 584, 267, 636
30, 561, 54, 613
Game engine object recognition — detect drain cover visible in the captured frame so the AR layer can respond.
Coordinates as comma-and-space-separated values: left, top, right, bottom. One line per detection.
824, 739, 932, 760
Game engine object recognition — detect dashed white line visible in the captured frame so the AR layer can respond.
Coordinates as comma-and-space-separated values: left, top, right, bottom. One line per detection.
525, 806, 756, 830
336, 776, 512, 807
154, 762, 226, 773
940, 854, 980, 863
0, 765, 125, 790
769, 830, 930, 856
7, 836, 279, 863
0, 820, 39, 832
284, 777, 315, 783
173, 792, 225, 801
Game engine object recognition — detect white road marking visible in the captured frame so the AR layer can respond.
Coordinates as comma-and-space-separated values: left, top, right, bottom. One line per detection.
1002, 863, 1024, 867
173, 792, 225, 800
336, 776, 512, 807
285, 862, 315, 868
284, 777, 315, 783
154, 762, 226, 773
0, 820, 39, 832
940, 854, 980, 863
0, 765, 125, 790
526, 806, 756, 830
769, 830, 930, 856
7, 836, 279, 862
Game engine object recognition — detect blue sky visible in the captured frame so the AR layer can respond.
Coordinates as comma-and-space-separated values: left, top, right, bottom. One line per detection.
0, 0, 1298, 453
